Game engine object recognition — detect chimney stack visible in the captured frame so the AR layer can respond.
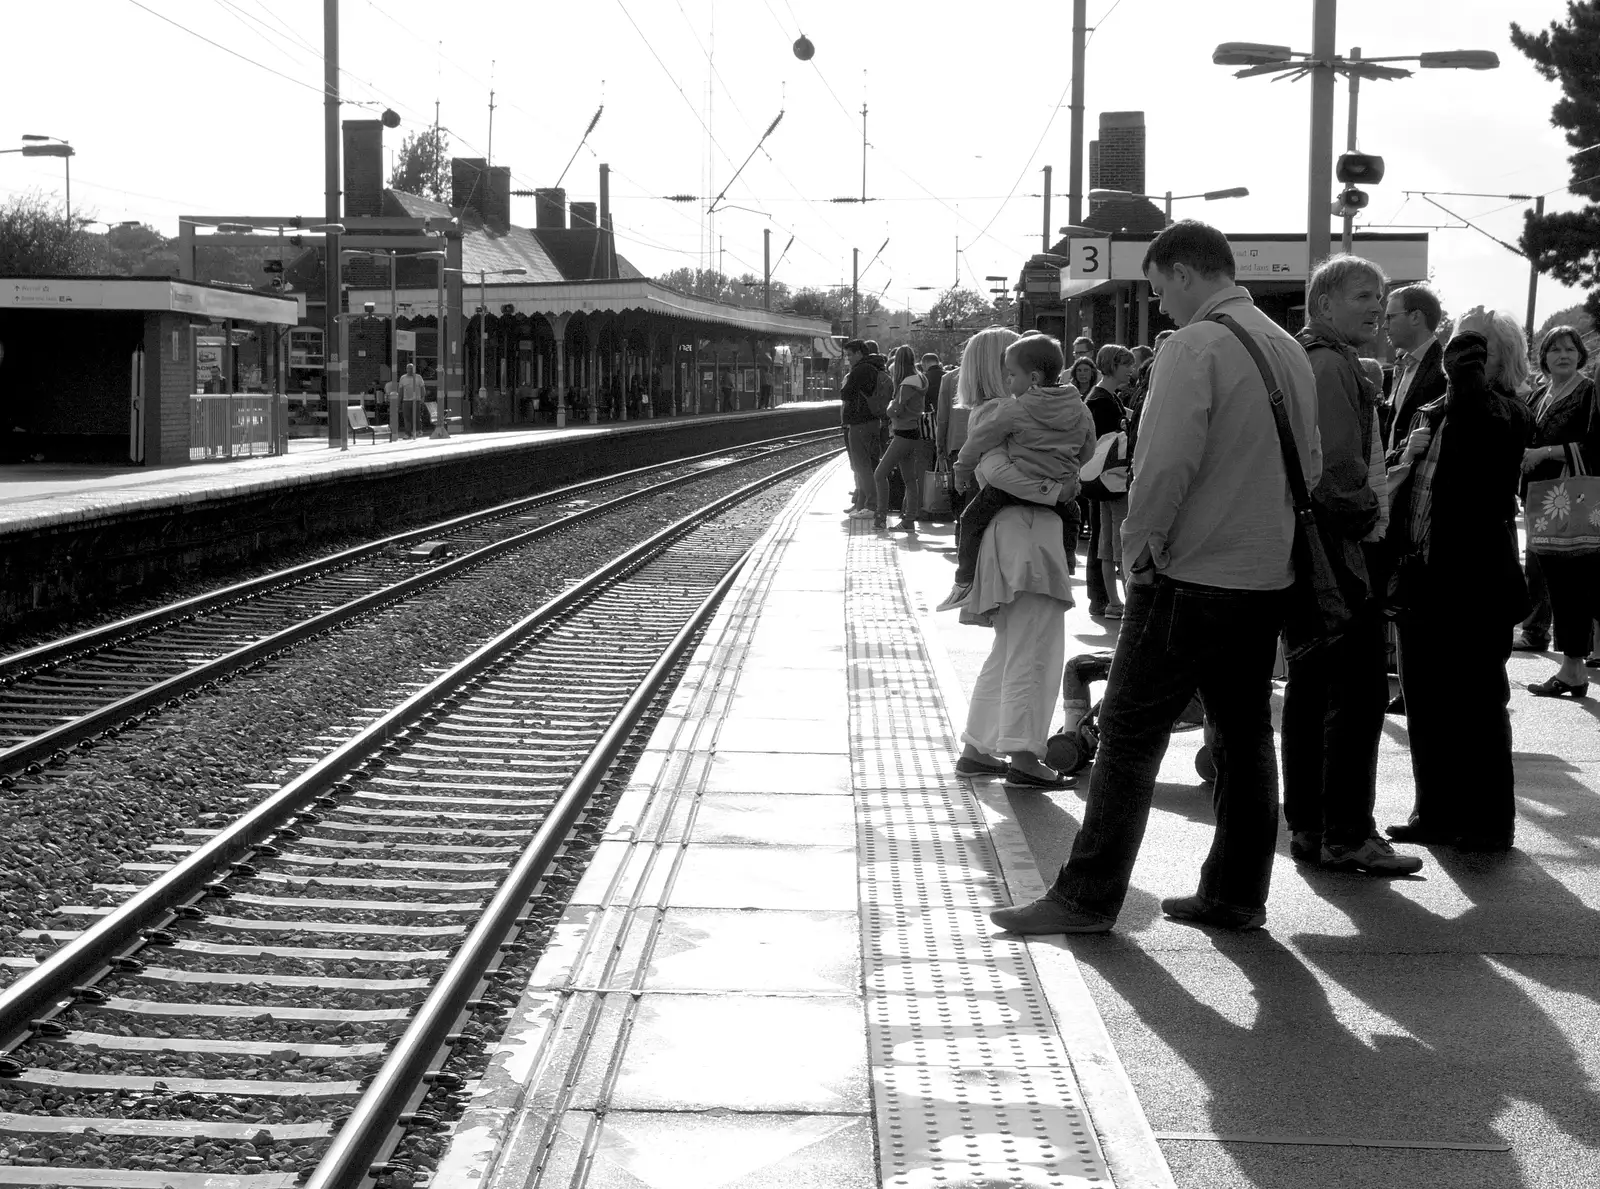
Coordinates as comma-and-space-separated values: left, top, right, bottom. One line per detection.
485, 165, 512, 233
534, 188, 567, 229
597, 163, 615, 280
342, 119, 384, 218
1087, 111, 1146, 212
570, 201, 597, 229
451, 157, 488, 221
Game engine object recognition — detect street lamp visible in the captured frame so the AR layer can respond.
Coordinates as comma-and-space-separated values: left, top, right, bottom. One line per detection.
443, 266, 527, 421
1213, 3, 1500, 272
1088, 186, 1249, 225
19, 135, 74, 227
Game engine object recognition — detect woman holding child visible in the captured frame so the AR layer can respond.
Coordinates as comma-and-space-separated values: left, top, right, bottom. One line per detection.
946, 329, 1097, 790
872, 345, 929, 534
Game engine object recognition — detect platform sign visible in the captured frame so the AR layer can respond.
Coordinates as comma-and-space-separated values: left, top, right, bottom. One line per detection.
395, 330, 416, 352
1067, 238, 1111, 280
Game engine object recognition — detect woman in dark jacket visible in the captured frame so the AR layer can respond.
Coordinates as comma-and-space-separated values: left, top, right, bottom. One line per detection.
1521, 324, 1600, 693
1386, 312, 1534, 851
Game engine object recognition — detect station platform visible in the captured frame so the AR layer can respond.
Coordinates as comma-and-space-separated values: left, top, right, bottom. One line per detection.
0, 404, 838, 632
436, 454, 1600, 1189
435, 454, 1171, 1189
0, 406, 834, 537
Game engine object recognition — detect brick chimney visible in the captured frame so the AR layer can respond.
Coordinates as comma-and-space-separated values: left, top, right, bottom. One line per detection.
569, 202, 597, 229
485, 166, 512, 233
1087, 111, 1146, 213
342, 119, 384, 218
451, 157, 489, 221
534, 188, 567, 229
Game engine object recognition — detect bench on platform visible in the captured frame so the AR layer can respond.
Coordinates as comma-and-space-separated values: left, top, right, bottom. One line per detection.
346, 404, 376, 443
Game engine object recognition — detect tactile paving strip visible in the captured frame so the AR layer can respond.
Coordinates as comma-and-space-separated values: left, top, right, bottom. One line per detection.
846, 521, 1112, 1188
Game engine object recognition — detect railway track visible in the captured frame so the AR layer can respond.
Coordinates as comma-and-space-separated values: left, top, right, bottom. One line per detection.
0, 429, 835, 779
0, 450, 834, 1188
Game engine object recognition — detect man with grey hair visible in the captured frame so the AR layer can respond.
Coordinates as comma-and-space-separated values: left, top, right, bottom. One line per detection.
1284, 255, 1422, 876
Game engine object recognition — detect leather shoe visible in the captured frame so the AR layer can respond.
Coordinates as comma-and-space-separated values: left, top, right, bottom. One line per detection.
990, 897, 1113, 935
1160, 894, 1266, 931
1385, 822, 1455, 845
1289, 831, 1323, 864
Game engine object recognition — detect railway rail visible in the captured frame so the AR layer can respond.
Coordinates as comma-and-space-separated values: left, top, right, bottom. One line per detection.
0, 429, 836, 779
0, 449, 834, 1187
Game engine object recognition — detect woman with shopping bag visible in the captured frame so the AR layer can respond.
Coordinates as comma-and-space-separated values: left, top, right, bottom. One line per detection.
1523, 324, 1600, 698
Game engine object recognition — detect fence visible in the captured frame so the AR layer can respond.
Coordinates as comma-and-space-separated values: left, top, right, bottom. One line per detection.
189, 394, 290, 461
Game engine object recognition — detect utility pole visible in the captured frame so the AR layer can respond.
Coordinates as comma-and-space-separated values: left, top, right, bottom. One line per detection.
1042, 165, 1052, 251
1526, 193, 1545, 344
323, 0, 343, 450
1307, 0, 1337, 278
861, 102, 868, 204
1341, 47, 1360, 255
719, 236, 724, 281
954, 234, 959, 289
763, 227, 771, 311
851, 248, 860, 338
1068, 0, 1087, 226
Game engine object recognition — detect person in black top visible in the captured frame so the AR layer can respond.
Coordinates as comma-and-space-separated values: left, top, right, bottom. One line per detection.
1386, 312, 1534, 851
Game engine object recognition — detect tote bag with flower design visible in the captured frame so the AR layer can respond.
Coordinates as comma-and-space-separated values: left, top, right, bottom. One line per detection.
1526, 444, 1600, 557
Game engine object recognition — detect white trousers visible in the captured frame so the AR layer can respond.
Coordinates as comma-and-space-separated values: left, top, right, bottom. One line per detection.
961, 591, 1067, 758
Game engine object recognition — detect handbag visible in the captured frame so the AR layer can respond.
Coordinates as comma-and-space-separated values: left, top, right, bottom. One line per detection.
1209, 313, 1353, 660
1526, 443, 1600, 557
1080, 430, 1129, 500
921, 451, 953, 517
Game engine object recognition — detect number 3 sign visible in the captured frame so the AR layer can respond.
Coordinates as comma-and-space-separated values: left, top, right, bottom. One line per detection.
1069, 238, 1111, 278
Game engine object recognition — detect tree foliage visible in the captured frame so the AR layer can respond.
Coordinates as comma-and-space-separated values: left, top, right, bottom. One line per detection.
388, 126, 451, 203
1511, 2, 1600, 322
0, 192, 105, 275
925, 287, 995, 329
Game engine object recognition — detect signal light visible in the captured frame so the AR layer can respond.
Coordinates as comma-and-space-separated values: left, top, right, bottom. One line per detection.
1336, 152, 1385, 185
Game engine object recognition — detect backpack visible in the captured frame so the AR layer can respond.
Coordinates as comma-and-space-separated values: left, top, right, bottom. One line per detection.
1080, 430, 1129, 500
866, 368, 895, 419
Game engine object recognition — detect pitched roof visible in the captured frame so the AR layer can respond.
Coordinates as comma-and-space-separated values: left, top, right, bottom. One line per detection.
1083, 196, 1168, 235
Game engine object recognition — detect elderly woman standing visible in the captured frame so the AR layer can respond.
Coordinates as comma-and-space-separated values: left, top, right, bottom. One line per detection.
952, 326, 1076, 789
1387, 310, 1533, 852
1522, 325, 1600, 692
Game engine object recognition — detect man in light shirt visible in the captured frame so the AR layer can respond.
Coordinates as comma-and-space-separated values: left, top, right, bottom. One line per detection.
991, 220, 1321, 934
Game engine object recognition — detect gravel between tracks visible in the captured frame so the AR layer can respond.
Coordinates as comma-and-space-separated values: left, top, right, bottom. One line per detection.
0, 453, 829, 968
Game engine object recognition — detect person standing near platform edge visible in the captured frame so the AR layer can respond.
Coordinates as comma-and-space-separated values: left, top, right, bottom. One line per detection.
991, 220, 1321, 935
839, 339, 880, 516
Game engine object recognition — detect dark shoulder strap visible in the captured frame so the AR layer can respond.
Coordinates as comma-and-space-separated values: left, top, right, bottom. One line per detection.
1209, 313, 1315, 515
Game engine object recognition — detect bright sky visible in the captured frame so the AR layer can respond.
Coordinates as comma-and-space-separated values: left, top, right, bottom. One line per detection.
2, 0, 1590, 327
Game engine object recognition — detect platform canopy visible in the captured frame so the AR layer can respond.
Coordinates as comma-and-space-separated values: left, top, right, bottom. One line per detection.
356, 276, 833, 339
0, 276, 301, 324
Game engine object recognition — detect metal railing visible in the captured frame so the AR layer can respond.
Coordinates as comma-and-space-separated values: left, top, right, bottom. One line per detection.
188, 392, 289, 460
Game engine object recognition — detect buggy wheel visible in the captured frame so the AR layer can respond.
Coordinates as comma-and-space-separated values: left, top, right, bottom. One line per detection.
1194, 746, 1216, 784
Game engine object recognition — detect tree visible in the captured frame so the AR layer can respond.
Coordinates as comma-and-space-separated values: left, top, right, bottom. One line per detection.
1511, 3, 1600, 322
785, 285, 883, 333
0, 192, 105, 275
925, 287, 994, 329
388, 126, 450, 202
104, 222, 180, 277
655, 267, 794, 310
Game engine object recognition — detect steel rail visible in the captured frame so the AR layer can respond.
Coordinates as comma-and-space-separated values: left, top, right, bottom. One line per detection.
305, 544, 751, 1189
0, 433, 834, 778
0, 427, 835, 683
0, 450, 834, 1057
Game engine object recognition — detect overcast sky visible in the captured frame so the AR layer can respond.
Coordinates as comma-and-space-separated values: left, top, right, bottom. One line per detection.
3, 1, 1590, 327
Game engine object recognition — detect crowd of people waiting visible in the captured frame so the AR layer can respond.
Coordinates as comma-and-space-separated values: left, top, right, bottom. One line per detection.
839, 218, 1593, 937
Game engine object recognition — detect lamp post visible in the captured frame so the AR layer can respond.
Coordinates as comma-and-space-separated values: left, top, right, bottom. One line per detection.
443, 266, 528, 426
17, 135, 74, 226
1214, 8, 1499, 276
1087, 186, 1249, 226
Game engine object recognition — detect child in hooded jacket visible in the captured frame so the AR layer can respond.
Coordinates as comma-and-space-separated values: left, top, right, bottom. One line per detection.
940, 333, 1097, 609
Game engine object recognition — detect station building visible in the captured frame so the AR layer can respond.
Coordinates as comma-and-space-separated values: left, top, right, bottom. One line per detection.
0, 276, 299, 465
1017, 110, 1428, 347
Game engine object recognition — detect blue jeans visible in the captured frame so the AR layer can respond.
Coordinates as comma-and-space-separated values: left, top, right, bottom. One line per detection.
1049, 576, 1287, 920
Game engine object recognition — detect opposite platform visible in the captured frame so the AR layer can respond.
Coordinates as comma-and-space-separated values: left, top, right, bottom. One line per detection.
434, 456, 1171, 1189
0, 405, 837, 631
